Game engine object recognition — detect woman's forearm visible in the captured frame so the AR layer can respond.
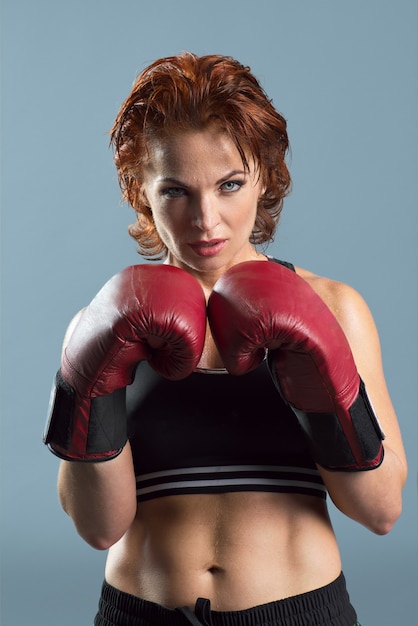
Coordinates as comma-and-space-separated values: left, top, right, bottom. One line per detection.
320, 444, 407, 535
57, 442, 137, 549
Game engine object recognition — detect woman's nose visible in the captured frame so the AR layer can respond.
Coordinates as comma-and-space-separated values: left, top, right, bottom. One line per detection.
191, 195, 220, 232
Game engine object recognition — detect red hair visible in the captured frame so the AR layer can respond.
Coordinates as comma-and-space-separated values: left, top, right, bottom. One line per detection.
110, 52, 291, 259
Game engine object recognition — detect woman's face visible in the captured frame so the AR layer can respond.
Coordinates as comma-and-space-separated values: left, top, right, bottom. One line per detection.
141, 127, 264, 281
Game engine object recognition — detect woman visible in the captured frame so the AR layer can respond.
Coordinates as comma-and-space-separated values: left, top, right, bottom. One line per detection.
44, 53, 407, 626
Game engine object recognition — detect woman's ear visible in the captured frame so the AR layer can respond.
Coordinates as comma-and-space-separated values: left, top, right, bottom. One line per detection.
258, 181, 267, 198
139, 184, 151, 208
257, 166, 267, 197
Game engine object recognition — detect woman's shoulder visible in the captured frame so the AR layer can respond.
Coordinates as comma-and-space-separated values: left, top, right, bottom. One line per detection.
293, 265, 373, 335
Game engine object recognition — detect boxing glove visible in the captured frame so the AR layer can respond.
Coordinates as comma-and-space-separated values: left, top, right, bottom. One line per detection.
208, 260, 384, 471
44, 264, 207, 462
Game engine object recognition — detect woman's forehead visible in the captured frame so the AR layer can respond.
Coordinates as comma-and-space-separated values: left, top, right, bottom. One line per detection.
143, 127, 257, 175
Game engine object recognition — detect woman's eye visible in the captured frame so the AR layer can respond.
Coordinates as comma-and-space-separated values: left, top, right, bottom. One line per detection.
220, 180, 243, 192
162, 187, 185, 198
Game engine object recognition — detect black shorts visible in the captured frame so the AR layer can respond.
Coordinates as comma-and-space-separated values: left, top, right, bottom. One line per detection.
93, 572, 360, 626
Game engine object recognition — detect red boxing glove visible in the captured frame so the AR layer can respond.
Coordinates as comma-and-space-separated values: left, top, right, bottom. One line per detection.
44, 264, 207, 461
208, 261, 384, 471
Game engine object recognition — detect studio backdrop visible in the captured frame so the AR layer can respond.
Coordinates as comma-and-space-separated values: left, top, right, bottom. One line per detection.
1, 1, 417, 625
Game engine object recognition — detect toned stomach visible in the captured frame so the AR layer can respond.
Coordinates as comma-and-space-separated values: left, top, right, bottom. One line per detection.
105, 490, 341, 611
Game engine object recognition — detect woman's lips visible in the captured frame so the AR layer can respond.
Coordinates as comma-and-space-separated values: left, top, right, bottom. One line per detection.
188, 239, 227, 257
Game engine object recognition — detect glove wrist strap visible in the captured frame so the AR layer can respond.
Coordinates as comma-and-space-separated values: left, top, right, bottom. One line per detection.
43, 370, 127, 462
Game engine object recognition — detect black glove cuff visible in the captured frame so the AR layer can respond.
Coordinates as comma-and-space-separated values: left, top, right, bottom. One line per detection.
291, 379, 385, 471
43, 370, 75, 450
43, 369, 127, 462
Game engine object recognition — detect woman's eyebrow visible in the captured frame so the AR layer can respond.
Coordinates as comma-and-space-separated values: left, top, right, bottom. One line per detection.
156, 170, 247, 188
156, 176, 188, 187
216, 170, 247, 185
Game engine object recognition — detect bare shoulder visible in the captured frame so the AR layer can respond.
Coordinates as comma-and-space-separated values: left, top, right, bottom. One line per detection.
294, 266, 374, 339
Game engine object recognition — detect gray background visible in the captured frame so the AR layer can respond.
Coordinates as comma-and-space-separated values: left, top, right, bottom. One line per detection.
1, 1, 417, 624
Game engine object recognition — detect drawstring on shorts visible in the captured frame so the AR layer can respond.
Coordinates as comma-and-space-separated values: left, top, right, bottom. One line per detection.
176, 598, 213, 625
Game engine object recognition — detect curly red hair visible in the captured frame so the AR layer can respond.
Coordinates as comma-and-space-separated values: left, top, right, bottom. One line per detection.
110, 52, 291, 259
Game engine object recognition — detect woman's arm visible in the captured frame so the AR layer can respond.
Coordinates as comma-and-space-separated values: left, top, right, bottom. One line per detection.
57, 443, 137, 550
55, 310, 137, 549
305, 274, 408, 534
52, 266, 207, 548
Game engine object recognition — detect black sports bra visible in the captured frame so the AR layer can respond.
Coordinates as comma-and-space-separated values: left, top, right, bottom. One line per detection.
127, 259, 326, 502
